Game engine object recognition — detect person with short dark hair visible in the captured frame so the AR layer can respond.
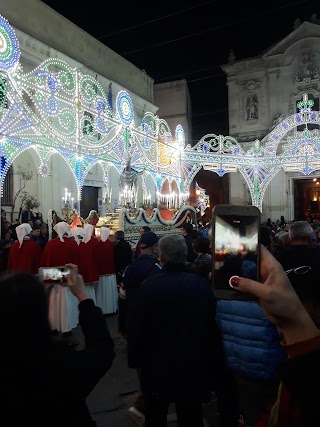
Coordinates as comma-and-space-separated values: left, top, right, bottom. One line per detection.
0, 264, 115, 427
181, 222, 197, 263
192, 236, 212, 280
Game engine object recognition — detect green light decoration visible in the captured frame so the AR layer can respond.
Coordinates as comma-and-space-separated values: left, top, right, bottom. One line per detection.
253, 174, 260, 205
2, 13, 320, 213
297, 93, 314, 112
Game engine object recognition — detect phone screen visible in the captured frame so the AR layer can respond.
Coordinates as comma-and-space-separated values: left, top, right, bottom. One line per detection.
212, 205, 260, 300
39, 267, 70, 285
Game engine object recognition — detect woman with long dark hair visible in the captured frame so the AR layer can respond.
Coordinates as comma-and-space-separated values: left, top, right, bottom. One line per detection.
0, 265, 115, 427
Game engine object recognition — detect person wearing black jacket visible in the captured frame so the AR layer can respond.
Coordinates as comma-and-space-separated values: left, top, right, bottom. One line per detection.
0, 264, 115, 427
181, 222, 197, 263
122, 231, 162, 424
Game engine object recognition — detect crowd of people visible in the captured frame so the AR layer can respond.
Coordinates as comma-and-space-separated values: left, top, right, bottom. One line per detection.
1, 209, 320, 427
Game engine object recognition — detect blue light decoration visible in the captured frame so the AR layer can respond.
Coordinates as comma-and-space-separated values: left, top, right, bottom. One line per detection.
175, 125, 185, 148
0, 15, 20, 72
117, 90, 134, 127
0, 154, 9, 182
2, 11, 320, 215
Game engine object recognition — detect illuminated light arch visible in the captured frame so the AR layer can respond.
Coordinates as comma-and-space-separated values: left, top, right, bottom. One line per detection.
2, 14, 320, 215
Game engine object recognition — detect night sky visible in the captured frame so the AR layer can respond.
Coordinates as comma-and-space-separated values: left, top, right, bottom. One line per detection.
40, 0, 318, 212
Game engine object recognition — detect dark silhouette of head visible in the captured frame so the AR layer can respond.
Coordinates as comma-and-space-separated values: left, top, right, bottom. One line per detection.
182, 223, 193, 236
193, 237, 211, 255
0, 272, 51, 360
260, 225, 274, 254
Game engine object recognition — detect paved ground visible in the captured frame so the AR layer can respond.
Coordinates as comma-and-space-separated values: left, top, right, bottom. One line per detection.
72, 313, 220, 427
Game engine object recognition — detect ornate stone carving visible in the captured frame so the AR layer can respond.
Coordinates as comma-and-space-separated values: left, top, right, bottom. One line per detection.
241, 80, 261, 91
294, 49, 319, 84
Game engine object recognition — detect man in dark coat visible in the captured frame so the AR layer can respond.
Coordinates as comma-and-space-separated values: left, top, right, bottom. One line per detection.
127, 234, 227, 426
181, 222, 197, 263
114, 229, 133, 337
123, 231, 162, 424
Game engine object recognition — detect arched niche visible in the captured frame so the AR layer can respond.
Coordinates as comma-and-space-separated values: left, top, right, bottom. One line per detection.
145, 172, 157, 204
261, 168, 288, 222
46, 152, 79, 220
8, 147, 39, 221
82, 161, 105, 216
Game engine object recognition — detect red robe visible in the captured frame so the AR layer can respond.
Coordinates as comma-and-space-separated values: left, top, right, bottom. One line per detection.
41, 237, 79, 267
77, 238, 99, 284
8, 239, 43, 275
94, 239, 116, 275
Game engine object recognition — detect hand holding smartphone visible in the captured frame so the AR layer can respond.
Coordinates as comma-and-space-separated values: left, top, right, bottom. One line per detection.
211, 204, 261, 301
38, 266, 71, 286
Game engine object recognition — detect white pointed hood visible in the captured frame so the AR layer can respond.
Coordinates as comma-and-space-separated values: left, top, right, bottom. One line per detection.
100, 227, 110, 242
83, 223, 93, 244
72, 227, 86, 245
53, 221, 72, 242
16, 223, 32, 248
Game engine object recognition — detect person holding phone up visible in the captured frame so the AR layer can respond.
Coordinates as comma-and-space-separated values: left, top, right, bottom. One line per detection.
229, 245, 320, 427
0, 264, 115, 427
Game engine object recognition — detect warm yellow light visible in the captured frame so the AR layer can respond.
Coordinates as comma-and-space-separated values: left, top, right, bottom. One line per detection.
313, 178, 317, 181
196, 190, 200, 195
317, 182, 319, 185
314, 197, 317, 201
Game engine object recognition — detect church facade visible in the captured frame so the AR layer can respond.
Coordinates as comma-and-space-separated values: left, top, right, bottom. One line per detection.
222, 19, 320, 221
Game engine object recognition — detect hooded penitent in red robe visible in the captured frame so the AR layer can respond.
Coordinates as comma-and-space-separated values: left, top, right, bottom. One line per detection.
41, 237, 79, 267
94, 227, 118, 314
8, 239, 43, 275
77, 238, 99, 284
94, 239, 116, 275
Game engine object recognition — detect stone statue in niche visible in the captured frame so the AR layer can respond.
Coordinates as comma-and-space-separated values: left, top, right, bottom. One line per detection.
246, 95, 259, 120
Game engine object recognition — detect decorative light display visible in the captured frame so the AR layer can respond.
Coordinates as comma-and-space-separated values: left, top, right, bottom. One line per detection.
120, 184, 138, 208
117, 91, 134, 127
61, 187, 74, 222
195, 182, 210, 217
0, 15, 20, 72
1, 14, 320, 213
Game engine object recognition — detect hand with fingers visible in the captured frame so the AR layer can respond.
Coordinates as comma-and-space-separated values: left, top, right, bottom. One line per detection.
229, 245, 319, 345
65, 263, 89, 302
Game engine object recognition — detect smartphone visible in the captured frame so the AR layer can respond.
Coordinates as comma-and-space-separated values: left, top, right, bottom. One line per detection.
38, 266, 70, 286
211, 204, 261, 301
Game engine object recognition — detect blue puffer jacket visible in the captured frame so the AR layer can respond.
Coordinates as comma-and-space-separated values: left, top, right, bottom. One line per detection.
216, 299, 286, 382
